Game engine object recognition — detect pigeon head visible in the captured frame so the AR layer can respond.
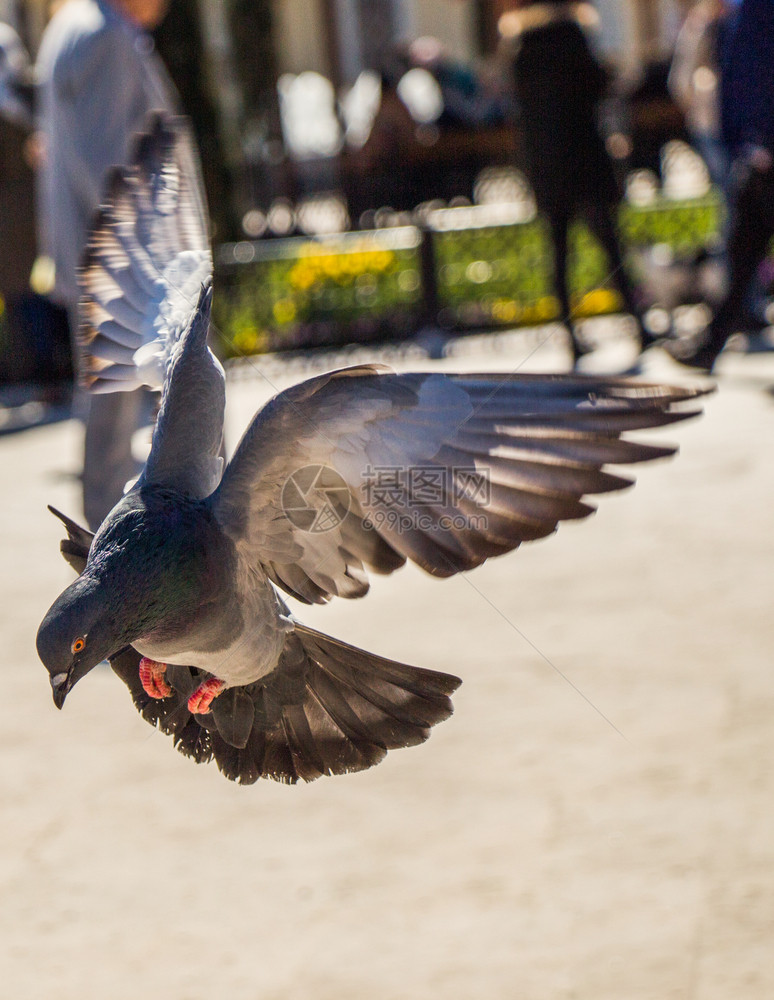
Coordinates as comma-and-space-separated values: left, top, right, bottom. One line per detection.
38, 487, 235, 709
37, 572, 124, 708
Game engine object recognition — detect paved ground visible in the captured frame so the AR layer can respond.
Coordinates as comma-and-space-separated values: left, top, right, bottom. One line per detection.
2, 324, 773, 1000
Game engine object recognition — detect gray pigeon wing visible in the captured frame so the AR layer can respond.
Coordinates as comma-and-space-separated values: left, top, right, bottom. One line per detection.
78, 115, 224, 498
79, 114, 213, 394
137, 282, 225, 499
213, 366, 711, 604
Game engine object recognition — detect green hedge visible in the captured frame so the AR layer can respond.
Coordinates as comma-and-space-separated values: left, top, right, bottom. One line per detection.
213, 193, 723, 358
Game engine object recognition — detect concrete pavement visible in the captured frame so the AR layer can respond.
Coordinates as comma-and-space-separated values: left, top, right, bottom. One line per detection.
2, 326, 773, 1000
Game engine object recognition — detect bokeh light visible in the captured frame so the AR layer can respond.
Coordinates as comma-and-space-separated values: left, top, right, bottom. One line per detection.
397, 68, 444, 124
277, 71, 342, 158
296, 194, 350, 236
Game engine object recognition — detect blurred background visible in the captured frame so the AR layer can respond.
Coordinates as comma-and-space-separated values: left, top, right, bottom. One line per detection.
0, 0, 754, 400
1, 5, 773, 998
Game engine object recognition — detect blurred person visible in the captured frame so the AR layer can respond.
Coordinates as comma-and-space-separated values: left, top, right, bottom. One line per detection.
505, 0, 654, 364
0, 15, 73, 389
408, 35, 509, 129
668, 0, 736, 193
0, 20, 34, 129
0, 18, 36, 377
668, 0, 774, 371
668, 0, 768, 330
35, 0, 176, 529
348, 69, 429, 215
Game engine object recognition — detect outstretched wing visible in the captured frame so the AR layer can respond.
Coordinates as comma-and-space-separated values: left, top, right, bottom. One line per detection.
214, 367, 710, 604
78, 114, 212, 394
78, 114, 224, 498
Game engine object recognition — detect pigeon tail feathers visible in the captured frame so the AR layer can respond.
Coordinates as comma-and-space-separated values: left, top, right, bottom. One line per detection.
48, 506, 95, 574
107, 623, 460, 785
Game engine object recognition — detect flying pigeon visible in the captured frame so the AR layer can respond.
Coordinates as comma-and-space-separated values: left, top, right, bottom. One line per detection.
37, 116, 710, 784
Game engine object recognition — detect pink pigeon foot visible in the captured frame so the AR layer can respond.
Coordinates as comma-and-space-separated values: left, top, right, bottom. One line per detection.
187, 677, 225, 715
139, 657, 171, 699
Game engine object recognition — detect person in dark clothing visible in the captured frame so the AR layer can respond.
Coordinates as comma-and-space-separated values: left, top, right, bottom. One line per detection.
668, 0, 774, 372
508, 1, 652, 363
668, 0, 735, 195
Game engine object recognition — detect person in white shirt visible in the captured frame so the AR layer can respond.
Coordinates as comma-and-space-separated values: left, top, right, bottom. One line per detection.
36, 0, 176, 529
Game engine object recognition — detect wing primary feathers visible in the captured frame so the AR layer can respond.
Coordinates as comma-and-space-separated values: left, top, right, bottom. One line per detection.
215, 368, 710, 605
78, 115, 212, 391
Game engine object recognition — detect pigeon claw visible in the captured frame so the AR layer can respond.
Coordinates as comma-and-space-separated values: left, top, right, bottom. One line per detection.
187, 677, 225, 715
138, 657, 172, 699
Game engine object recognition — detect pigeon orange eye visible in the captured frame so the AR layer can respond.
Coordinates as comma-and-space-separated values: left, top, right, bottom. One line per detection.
71, 637, 86, 654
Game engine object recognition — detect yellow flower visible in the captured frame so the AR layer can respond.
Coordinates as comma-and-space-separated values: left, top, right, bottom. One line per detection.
289, 263, 316, 291
536, 296, 560, 321
273, 298, 297, 324
491, 298, 520, 323
232, 326, 268, 355
573, 288, 622, 317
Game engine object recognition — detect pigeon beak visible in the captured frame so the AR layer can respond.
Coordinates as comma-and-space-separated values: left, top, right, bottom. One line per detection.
50, 671, 71, 710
